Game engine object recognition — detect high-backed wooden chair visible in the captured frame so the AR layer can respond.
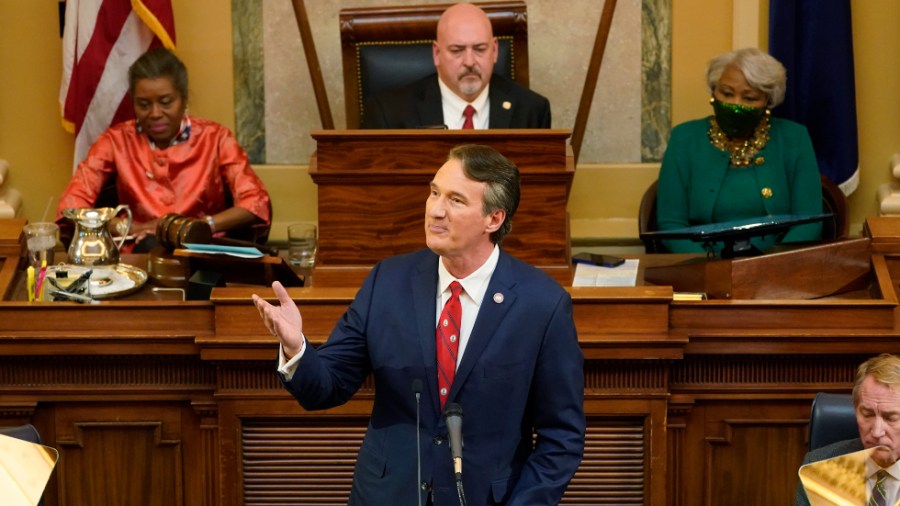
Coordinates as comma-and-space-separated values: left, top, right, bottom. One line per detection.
820, 174, 849, 240
638, 180, 664, 253
339, 1, 530, 129
638, 174, 849, 253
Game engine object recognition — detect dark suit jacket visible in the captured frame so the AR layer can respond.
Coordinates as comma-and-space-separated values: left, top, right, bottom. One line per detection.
795, 438, 864, 506
361, 73, 552, 129
282, 248, 585, 505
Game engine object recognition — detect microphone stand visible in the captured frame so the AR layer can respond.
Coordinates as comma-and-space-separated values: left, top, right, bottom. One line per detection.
412, 380, 423, 506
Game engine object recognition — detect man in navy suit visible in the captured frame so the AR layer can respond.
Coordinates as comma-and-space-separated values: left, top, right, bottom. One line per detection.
361, 3, 551, 130
796, 354, 900, 506
253, 144, 584, 505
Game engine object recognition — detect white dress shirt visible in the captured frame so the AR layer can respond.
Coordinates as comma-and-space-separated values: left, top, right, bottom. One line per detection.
438, 78, 490, 129
435, 245, 499, 367
866, 458, 900, 506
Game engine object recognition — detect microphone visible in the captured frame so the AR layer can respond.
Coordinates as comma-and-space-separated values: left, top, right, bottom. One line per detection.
444, 403, 467, 506
444, 402, 464, 479
412, 379, 423, 506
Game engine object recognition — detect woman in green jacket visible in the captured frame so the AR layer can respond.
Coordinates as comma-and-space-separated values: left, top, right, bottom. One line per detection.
656, 48, 823, 254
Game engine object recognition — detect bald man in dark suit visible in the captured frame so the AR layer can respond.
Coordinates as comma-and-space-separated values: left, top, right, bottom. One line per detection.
361, 3, 551, 130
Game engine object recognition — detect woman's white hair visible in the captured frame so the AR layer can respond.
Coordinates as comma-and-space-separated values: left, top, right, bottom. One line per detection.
706, 47, 787, 107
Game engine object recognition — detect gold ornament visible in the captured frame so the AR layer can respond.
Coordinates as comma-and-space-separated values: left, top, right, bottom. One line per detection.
708, 113, 771, 167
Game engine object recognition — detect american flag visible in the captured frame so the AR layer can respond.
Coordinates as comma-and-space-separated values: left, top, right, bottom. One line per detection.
59, 0, 176, 169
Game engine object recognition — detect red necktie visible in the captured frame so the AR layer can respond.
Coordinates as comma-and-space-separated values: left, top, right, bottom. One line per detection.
462, 105, 476, 129
436, 281, 463, 409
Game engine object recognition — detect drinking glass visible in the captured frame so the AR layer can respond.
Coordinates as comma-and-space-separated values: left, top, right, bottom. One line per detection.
23, 222, 59, 269
287, 222, 317, 286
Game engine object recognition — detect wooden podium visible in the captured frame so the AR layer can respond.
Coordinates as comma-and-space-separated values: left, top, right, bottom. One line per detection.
309, 129, 575, 286
644, 237, 873, 299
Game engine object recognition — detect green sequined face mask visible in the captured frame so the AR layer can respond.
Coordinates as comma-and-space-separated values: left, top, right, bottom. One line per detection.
712, 99, 767, 138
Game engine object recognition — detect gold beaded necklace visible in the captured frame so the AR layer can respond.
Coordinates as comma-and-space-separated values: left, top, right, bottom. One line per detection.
708, 113, 771, 167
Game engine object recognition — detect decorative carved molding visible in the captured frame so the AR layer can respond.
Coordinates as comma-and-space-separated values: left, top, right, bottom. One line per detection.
0, 355, 215, 390
216, 361, 377, 395
584, 360, 669, 392
670, 354, 865, 390
0, 401, 37, 419
191, 400, 218, 419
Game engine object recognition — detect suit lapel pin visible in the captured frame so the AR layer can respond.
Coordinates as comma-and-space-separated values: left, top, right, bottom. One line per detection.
493, 292, 504, 303
502, 101, 511, 110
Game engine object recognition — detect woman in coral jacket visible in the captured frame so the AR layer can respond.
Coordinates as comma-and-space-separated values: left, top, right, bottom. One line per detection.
56, 47, 270, 251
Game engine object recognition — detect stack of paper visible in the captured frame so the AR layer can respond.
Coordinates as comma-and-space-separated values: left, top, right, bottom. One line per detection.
572, 259, 639, 287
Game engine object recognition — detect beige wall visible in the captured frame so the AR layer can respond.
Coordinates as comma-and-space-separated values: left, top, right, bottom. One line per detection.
2, 0, 898, 243
851, 2, 900, 230
0, 2, 74, 222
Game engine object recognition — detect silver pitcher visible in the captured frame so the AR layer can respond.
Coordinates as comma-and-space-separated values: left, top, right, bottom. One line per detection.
62, 205, 132, 266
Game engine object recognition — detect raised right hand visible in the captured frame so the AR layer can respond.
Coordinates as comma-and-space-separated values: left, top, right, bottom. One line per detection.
252, 281, 305, 358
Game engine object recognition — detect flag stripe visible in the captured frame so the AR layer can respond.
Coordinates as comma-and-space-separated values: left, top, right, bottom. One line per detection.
63, 0, 133, 134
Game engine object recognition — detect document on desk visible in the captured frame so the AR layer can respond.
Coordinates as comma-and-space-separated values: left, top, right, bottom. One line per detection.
572, 259, 639, 287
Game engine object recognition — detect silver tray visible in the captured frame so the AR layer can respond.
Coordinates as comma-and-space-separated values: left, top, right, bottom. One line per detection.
45, 263, 148, 299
